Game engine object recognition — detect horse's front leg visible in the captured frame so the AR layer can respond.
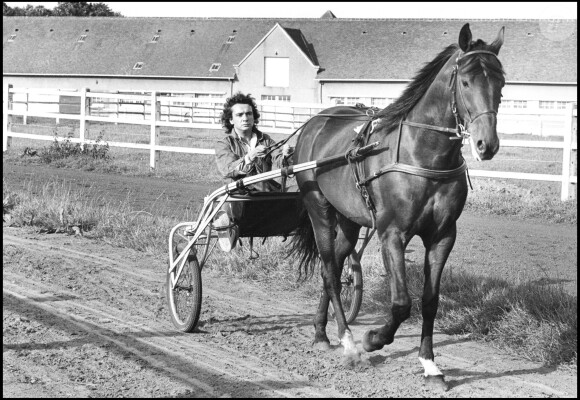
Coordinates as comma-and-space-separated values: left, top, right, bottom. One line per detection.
419, 223, 457, 392
363, 231, 411, 351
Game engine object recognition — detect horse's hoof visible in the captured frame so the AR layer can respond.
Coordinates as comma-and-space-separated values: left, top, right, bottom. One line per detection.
362, 329, 384, 352
424, 375, 448, 392
312, 340, 331, 351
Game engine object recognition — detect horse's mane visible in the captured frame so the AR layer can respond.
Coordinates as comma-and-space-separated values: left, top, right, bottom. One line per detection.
375, 40, 505, 134
375, 44, 459, 133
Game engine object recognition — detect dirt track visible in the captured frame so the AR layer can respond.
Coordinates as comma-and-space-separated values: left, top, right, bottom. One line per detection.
2, 163, 578, 397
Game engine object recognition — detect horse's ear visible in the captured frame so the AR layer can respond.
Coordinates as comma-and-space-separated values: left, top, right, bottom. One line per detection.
459, 23, 472, 52
490, 26, 505, 55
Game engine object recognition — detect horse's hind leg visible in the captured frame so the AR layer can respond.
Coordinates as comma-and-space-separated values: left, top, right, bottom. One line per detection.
362, 230, 411, 351
419, 224, 456, 391
333, 214, 362, 364
306, 194, 359, 363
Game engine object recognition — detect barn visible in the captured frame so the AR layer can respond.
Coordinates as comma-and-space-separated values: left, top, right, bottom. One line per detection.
3, 14, 577, 129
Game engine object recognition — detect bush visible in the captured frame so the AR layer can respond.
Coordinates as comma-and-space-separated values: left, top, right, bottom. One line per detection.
39, 131, 110, 163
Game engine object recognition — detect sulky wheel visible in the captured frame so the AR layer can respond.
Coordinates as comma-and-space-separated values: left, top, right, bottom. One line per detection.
328, 250, 363, 324
167, 241, 202, 332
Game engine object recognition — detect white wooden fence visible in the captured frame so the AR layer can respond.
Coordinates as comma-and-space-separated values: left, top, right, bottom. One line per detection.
3, 85, 577, 201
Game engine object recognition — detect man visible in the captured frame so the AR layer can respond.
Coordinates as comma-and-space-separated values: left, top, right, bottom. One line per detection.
214, 92, 292, 252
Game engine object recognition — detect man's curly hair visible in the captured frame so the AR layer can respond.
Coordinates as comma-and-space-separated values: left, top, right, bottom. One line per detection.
220, 92, 260, 133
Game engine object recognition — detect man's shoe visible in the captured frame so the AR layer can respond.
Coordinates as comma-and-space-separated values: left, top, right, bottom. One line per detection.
214, 210, 239, 252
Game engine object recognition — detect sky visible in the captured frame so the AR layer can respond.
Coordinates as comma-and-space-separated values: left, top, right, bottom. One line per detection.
4, 2, 578, 19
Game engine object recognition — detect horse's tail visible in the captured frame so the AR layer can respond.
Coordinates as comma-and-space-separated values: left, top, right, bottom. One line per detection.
288, 208, 319, 280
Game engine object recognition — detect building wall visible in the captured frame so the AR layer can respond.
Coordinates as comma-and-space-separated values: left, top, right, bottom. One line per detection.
234, 27, 319, 103
4, 75, 232, 95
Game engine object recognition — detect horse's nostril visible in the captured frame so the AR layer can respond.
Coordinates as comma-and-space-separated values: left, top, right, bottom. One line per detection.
477, 140, 486, 152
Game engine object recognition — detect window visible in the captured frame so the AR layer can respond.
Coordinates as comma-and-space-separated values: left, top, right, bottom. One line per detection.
261, 95, 291, 102
8, 34, 16, 41
78, 34, 87, 42
209, 63, 221, 72
133, 62, 144, 70
540, 101, 567, 110
264, 57, 289, 87
514, 100, 528, 109
151, 35, 160, 43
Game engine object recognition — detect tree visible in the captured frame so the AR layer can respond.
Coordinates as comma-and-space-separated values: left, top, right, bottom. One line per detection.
3, 2, 123, 17
53, 2, 122, 17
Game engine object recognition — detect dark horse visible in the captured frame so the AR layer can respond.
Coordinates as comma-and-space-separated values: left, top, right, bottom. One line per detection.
290, 24, 505, 390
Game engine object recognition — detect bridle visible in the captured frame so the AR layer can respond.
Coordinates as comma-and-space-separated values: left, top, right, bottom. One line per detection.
402, 49, 501, 142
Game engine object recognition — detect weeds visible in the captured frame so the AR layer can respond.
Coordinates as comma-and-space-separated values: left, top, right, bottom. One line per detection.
39, 130, 110, 164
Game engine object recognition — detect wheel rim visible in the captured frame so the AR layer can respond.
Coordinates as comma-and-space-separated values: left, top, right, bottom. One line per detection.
171, 262, 195, 325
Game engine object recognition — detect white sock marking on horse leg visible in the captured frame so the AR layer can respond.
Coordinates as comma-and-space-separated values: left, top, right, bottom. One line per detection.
419, 357, 443, 377
340, 331, 358, 356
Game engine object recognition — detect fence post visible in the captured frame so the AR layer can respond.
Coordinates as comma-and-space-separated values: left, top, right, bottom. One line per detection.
23, 91, 28, 125
3, 83, 13, 151
150, 91, 161, 170
561, 103, 576, 201
79, 88, 89, 145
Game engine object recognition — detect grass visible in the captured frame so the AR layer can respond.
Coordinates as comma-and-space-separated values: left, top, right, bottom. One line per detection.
2, 118, 577, 369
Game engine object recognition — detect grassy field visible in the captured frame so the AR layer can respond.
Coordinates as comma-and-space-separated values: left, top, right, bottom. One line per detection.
3, 117, 577, 368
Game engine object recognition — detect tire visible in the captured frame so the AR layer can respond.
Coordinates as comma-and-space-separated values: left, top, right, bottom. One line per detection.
167, 251, 202, 332
328, 251, 363, 324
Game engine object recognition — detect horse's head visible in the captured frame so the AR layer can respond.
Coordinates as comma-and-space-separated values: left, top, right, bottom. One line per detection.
455, 23, 505, 161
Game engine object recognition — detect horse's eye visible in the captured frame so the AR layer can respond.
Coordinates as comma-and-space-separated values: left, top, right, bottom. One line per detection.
462, 80, 469, 88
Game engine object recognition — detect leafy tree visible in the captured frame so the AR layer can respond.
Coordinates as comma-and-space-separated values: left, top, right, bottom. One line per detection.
53, 2, 122, 17
3, 2, 123, 17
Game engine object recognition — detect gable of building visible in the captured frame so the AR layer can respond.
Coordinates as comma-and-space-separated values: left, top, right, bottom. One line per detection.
3, 17, 577, 83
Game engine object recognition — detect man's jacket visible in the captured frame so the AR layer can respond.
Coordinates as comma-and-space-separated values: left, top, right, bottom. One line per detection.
215, 128, 287, 192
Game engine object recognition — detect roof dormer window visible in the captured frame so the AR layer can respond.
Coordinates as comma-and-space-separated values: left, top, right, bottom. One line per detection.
133, 62, 144, 70
209, 63, 221, 72
78, 34, 87, 42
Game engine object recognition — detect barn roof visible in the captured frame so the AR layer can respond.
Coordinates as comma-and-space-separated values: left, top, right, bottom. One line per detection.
3, 16, 577, 83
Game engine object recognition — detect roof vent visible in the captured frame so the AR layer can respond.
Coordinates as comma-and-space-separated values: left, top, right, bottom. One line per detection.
402, 31, 407, 35
133, 62, 144, 70
527, 32, 534, 37
209, 63, 221, 72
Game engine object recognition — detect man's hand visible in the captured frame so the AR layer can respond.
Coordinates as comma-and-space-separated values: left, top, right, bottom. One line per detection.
282, 144, 294, 157
248, 145, 268, 161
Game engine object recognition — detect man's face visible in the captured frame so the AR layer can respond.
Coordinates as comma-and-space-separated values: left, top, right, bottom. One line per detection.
230, 103, 254, 135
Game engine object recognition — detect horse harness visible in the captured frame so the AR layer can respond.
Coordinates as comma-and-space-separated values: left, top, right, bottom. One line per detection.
345, 49, 499, 229
269, 49, 500, 229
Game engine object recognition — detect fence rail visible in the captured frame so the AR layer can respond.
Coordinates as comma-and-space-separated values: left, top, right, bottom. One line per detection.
3, 85, 577, 201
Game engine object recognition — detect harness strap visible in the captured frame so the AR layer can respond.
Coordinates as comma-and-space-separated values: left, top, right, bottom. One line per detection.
402, 121, 459, 135
359, 159, 468, 186
346, 117, 379, 229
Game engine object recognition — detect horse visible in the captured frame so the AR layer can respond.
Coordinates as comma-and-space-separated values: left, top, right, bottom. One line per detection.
289, 23, 505, 391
